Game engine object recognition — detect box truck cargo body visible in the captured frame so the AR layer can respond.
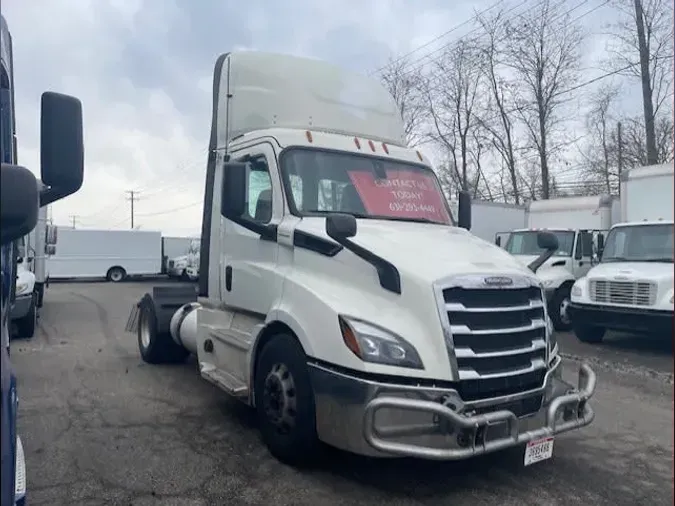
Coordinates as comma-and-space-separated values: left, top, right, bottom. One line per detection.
570, 163, 674, 342
49, 229, 162, 282
448, 199, 527, 244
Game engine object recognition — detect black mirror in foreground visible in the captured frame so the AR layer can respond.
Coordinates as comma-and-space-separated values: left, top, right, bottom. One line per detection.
527, 231, 559, 273
1, 164, 39, 246
220, 162, 248, 218
326, 213, 357, 240
40, 92, 84, 207
457, 191, 471, 230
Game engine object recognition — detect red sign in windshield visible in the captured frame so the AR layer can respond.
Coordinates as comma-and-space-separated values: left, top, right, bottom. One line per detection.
348, 169, 451, 224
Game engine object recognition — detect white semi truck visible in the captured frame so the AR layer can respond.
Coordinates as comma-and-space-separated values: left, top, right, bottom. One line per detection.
25, 202, 57, 307
10, 236, 37, 338
126, 51, 596, 467
447, 199, 527, 245
569, 163, 674, 342
166, 238, 200, 280
500, 195, 619, 331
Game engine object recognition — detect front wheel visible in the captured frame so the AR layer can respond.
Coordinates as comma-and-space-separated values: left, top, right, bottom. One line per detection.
549, 286, 572, 332
106, 266, 127, 283
16, 293, 37, 339
254, 334, 320, 467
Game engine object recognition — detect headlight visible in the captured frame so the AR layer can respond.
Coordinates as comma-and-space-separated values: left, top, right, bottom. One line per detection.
15, 282, 30, 295
338, 316, 423, 369
571, 283, 582, 297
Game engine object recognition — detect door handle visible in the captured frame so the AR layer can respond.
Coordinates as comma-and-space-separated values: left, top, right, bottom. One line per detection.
225, 266, 233, 292
579, 261, 584, 266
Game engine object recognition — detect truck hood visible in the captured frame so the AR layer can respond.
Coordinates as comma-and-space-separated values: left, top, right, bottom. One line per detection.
296, 218, 537, 283
587, 261, 674, 282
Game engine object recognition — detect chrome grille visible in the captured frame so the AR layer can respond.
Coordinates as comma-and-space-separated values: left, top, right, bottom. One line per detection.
590, 279, 656, 306
439, 279, 548, 401
168, 260, 175, 269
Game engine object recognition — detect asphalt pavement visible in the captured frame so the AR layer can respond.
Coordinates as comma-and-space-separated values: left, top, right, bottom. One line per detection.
9, 280, 674, 506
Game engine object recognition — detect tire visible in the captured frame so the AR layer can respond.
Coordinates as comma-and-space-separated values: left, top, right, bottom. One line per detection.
16, 293, 37, 339
137, 295, 189, 364
106, 266, 126, 283
180, 270, 189, 281
36, 284, 45, 308
572, 323, 606, 344
549, 285, 572, 332
254, 334, 320, 467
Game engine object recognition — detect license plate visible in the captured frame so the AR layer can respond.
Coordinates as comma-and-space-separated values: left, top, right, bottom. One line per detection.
524, 437, 554, 466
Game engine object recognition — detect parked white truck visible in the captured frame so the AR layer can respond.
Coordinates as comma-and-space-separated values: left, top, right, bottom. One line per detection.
10, 236, 38, 338
24, 203, 57, 307
49, 228, 162, 282
500, 195, 619, 331
162, 236, 197, 275
569, 163, 674, 342
125, 51, 596, 467
166, 238, 200, 280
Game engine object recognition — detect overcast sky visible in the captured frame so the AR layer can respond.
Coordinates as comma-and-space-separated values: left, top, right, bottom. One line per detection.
3, 0, 634, 236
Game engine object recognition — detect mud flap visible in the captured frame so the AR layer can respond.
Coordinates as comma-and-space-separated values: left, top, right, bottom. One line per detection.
125, 303, 141, 333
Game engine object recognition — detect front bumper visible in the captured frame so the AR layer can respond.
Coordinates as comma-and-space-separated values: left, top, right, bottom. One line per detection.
10, 294, 33, 321
167, 267, 185, 277
569, 302, 673, 334
308, 358, 596, 460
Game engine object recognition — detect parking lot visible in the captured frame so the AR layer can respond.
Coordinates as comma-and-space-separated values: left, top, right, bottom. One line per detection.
9, 281, 674, 506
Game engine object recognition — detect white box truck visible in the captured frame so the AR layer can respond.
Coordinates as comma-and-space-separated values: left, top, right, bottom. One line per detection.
49, 229, 162, 282
447, 199, 527, 244
500, 195, 619, 331
125, 51, 596, 468
569, 163, 674, 342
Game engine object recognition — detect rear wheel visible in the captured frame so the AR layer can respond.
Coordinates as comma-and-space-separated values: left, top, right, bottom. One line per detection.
573, 323, 606, 344
254, 334, 320, 467
106, 266, 127, 283
137, 295, 189, 364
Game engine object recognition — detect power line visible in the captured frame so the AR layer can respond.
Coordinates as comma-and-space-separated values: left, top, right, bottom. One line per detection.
135, 200, 203, 218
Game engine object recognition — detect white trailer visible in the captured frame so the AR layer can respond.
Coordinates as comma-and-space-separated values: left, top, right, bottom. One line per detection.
500, 195, 619, 331
570, 163, 674, 342
125, 51, 596, 468
49, 228, 162, 282
447, 199, 527, 244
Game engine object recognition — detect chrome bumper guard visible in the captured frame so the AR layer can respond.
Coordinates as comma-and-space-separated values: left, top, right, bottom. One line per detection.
363, 362, 596, 460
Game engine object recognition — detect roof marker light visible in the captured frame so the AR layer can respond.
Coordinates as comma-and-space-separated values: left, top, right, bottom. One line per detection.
416, 150, 423, 161
305, 130, 313, 143
381, 142, 389, 154
354, 137, 361, 149
368, 140, 376, 152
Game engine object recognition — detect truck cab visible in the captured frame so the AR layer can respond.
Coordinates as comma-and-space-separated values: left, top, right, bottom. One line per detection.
570, 163, 674, 343
10, 236, 38, 339
128, 51, 596, 468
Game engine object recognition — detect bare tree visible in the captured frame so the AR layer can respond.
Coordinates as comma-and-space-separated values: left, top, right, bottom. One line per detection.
475, 10, 522, 204
618, 113, 674, 167
426, 39, 484, 192
378, 57, 427, 147
580, 84, 621, 193
607, 0, 674, 165
503, 0, 584, 199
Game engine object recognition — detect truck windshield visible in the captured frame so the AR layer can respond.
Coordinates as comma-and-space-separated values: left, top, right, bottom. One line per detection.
602, 224, 674, 263
280, 148, 454, 225
505, 230, 575, 257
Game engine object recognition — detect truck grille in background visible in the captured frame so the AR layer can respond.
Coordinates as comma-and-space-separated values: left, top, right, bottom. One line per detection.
589, 280, 656, 307
168, 260, 174, 269
442, 285, 547, 401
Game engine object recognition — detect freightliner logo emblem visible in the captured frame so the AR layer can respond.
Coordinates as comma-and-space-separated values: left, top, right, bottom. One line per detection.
483, 276, 514, 286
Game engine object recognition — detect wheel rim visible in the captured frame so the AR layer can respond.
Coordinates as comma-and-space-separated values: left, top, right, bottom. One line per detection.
139, 310, 151, 348
262, 363, 297, 434
559, 297, 570, 325
111, 270, 122, 282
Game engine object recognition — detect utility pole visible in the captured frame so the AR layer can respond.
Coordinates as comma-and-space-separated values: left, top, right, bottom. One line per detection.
125, 190, 141, 229
617, 122, 624, 193
69, 215, 79, 229
633, 0, 658, 165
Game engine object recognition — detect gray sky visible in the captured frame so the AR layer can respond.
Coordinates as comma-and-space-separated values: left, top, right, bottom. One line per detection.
3, 0, 642, 235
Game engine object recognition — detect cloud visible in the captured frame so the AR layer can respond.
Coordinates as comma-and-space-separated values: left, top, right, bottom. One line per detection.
2, 0, 644, 234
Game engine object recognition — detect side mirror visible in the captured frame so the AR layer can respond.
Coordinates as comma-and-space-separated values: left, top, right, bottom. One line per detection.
1, 164, 39, 246
220, 162, 248, 218
597, 234, 604, 257
46, 224, 58, 245
17, 257, 24, 264
537, 231, 559, 251
495, 236, 501, 247
457, 191, 471, 230
326, 213, 357, 240
528, 231, 559, 273
40, 92, 84, 207
46, 244, 56, 256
